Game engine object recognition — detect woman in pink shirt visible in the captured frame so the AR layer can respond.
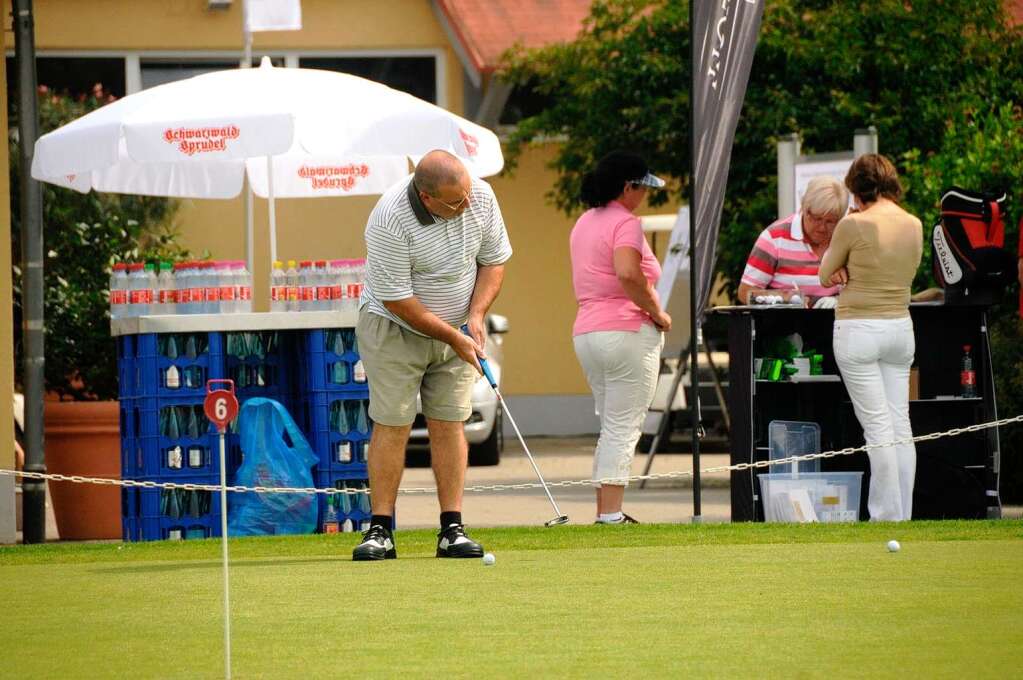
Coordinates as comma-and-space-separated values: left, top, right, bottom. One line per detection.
570, 151, 670, 524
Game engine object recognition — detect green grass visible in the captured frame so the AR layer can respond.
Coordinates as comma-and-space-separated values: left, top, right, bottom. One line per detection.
2, 521, 1021, 678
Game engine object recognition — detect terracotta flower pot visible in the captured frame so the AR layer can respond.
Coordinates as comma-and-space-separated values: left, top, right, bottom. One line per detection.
44, 400, 121, 540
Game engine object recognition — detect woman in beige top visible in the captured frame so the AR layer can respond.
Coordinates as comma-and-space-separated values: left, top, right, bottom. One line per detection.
819, 154, 923, 521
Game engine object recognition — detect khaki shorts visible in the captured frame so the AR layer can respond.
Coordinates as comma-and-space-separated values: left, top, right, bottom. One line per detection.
355, 309, 477, 426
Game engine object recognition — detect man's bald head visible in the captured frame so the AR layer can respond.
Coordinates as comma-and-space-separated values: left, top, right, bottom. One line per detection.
414, 150, 468, 196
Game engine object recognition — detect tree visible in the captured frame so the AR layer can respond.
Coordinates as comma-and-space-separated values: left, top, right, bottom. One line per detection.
10, 84, 187, 400
502, 0, 1023, 290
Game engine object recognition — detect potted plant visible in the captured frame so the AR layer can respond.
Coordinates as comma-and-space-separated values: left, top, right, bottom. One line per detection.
10, 84, 186, 539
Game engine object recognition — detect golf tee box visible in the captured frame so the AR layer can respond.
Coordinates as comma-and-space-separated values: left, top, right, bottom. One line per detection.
757, 472, 863, 523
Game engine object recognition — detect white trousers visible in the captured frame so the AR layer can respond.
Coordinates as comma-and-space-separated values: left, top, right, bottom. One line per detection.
833, 317, 916, 521
574, 323, 663, 486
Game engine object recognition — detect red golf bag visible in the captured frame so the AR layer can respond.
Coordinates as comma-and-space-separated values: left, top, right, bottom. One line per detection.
931, 187, 1015, 305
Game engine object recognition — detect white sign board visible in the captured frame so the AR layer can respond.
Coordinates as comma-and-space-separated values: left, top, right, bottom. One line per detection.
794, 155, 853, 213
653, 207, 692, 359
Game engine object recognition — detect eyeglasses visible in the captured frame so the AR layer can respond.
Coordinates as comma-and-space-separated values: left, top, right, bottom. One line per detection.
628, 181, 647, 190
428, 191, 470, 212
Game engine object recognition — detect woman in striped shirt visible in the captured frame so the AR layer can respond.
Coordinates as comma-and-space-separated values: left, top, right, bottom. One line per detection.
737, 176, 849, 308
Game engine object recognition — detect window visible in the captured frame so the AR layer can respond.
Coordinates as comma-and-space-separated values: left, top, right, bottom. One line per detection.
499, 80, 553, 126
299, 56, 436, 104
6, 56, 126, 101
140, 57, 284, 89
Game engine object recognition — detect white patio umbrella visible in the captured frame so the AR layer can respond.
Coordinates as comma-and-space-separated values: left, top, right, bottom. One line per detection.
30, 56, 504, 263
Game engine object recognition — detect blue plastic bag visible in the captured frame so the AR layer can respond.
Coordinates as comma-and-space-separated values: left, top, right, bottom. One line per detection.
228, 398, 319, 536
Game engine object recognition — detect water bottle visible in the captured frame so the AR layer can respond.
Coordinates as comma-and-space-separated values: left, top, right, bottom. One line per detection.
200, 262, 219, 314
285, 259, 300, 312
269, 260, 286, 312
173, 263, 188, 314
236, 260, 253, 313
218, 260, 236, 313
156, 261, 175, 315
329, 260, 343, 312
127, 264, 147, 317
298, 260, 313, 312
189, 262, 205, 315
350, 258, 366, 314
322, 496, 340, 533
315, 260, 330, 311
109, 263, 128, 320
960, 345, 977, 398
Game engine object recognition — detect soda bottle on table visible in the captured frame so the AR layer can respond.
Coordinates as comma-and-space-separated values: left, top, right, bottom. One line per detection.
285, 259, 300, 312
109, 263, 128, 320
315, 260, 331, 311
270, 260, 287, 312
156, 261, 175, 315
298, 260, 314, 312
960, 345, 977, 398
173, 263, 188, 314
234, 260, 253, 313
126, 263, 148, 317
201, 262, 219, 314
217, 260, 236, 313
189, 262, 205, 315
329, 260, 344, 312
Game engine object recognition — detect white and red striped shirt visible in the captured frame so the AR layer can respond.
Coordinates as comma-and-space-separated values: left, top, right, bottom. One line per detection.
740, 213, 840, 298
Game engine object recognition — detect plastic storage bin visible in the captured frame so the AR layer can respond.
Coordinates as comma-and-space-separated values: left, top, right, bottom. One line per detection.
299, 390, 371, 474
121, 483, 223, 541
757, 471, 863, 523
315, 471, 371, 534
767, 420, 821, 474
298, 329, 368, 393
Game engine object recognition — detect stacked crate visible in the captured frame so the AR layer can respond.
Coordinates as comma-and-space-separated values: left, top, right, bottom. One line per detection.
297, 328, 372, 532
118, 332, 227, 541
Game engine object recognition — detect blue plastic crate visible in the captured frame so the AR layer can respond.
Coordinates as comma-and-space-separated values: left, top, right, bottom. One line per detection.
121, 482, 224, 541
298, 329, 368, 393
226, 330, 295, 401
117, 335, 136, 400
298, 390, 371, 472
315, 471, 371, 533
128, 395, 242, 480
126, 332, 226, 399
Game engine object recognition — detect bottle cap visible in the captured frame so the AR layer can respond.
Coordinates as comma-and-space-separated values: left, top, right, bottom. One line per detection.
316, 260, 327, 267
300, 260, 312, 267
964, 345, 972, 352
273, 260, 283, 269
287, 259, 296, 268
113, 263, 127, 272
128, 263, 143, 272
144, 262, 156, 271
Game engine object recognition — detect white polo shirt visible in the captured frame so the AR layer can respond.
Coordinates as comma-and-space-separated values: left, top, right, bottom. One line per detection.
360, 174, 513, 333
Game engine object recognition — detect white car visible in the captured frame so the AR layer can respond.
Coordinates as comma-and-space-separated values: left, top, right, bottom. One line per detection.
407, 314, 508, 466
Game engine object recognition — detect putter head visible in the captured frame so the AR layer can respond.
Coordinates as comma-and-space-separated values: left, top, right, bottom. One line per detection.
544, 515, 569, 527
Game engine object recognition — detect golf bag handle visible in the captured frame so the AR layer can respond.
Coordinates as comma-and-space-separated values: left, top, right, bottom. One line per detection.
460, 324, 497, 388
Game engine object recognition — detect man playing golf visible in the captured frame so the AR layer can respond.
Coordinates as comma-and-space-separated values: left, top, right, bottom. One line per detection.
352, 149, 512, 561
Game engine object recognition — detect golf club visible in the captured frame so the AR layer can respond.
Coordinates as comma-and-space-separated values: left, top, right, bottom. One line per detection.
462, 325, 569, 527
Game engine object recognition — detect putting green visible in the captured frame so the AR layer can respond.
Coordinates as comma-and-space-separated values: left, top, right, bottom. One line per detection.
2, 521, 1021, 678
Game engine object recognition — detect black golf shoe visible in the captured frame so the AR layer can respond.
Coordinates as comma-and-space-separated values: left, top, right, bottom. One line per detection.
352, 524, 397, 561
436, 523, 484, 558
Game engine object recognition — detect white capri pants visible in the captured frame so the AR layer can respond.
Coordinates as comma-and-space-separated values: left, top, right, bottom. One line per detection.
833, 317, 916, 521
574, 323, 663, 486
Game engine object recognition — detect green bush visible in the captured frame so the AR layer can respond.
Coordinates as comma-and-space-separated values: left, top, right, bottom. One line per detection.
10, 84, 187, 400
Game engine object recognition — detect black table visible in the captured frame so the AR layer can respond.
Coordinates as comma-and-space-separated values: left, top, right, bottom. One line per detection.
710, 303, 1001, 521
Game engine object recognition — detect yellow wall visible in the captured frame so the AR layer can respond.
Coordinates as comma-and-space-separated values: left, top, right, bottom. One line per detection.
15, 0, 679, 399
1, 15, 15, 513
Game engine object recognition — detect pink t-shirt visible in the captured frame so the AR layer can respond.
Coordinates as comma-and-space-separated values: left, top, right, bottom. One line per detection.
570, 201, 662, 336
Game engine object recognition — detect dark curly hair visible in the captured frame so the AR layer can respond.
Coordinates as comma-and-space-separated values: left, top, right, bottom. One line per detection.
580, 150, 649, 208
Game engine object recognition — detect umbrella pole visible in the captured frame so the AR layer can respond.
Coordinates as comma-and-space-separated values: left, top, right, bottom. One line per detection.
266, 155, 277, 266
241, 4, 254, 274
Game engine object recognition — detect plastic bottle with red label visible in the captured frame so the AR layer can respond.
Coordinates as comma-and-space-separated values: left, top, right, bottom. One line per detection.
960, 345, 977, 398
298, 260, 314, 311
315, 260, 331, 311
127, 263, 153, 317
217, 260, 235, 313
109, 263, 129, 320
156, 261, 175, 314
270, 260, 287, 312
235, 260, 253, 312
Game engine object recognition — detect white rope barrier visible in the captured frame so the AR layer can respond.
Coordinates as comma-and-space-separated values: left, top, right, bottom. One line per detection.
3, 413, 1021, 496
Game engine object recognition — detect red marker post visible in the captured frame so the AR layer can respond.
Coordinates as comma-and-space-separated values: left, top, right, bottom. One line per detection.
205, 380, 238, 679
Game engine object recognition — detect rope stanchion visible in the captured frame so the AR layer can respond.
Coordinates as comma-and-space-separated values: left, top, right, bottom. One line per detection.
2, 413, 1021, 497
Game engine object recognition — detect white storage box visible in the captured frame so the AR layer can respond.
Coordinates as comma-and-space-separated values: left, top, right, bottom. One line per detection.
758, 472, 863, 523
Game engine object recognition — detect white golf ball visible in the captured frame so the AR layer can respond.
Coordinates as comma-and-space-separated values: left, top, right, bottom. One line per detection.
482, 552, 496, 566
887, 540, 901, 553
